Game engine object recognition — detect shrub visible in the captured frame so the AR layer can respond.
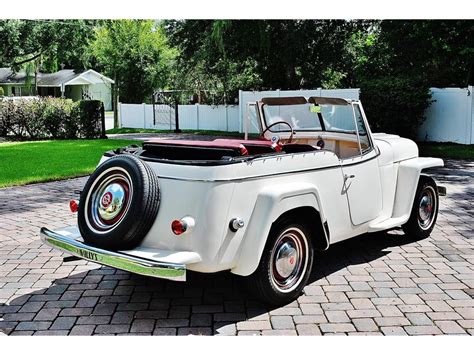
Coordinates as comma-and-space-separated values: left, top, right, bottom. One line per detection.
75, 100, 104, 139
23, 99, 48, 139
42, 97, 76, 138
360, 76, 432, 140
0, 97, 104, 139
0, 100, 9, 136
0, 99, 29, 137
0, 87, 4, 97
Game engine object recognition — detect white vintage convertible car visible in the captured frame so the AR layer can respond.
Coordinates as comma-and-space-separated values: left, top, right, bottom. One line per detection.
41, 96, 445, 305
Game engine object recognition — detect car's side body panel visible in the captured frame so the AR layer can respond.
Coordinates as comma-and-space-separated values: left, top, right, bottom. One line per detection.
368, 156, 443, 232
230, 182, 324, 276
124, 150, 356, 275
392, 157, 444, 219
341, 151, 383, 225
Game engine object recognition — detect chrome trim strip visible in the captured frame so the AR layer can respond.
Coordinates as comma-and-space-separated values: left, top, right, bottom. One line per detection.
156, 152, 380, 183
40, 227, 186, 281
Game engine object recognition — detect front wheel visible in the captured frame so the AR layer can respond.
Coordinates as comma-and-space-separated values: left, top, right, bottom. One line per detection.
247, 218, 314, 306
402, 176, 439, 240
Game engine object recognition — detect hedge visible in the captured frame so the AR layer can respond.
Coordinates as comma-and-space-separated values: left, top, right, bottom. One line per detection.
360, 76, 432, 140
0, 98, 104, 139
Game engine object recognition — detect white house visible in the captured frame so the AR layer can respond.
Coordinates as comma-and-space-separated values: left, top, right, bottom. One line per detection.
0, 68, 114, 110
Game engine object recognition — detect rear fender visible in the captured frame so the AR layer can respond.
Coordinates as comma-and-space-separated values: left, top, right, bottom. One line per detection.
231, 182, 325, 276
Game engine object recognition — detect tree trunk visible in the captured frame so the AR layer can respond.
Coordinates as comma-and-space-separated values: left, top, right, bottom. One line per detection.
34, 67, 38, 95
113, 78, 119, 129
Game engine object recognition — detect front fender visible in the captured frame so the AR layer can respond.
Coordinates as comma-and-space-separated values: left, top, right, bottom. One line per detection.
392, 157, 444, 220
231, 182, 324, 276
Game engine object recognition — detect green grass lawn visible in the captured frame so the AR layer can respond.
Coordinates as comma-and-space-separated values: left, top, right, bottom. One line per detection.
418, 142, 474, 160
0, 139, 140, 188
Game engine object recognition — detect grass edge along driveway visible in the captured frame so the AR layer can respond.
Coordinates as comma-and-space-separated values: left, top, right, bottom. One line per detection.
0, 139, 140, 188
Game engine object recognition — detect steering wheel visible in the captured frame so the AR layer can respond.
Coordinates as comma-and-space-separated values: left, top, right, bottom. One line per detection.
262, 121, 295, 144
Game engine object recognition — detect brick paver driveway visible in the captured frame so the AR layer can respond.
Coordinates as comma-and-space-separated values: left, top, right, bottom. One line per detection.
0, 160, 473, 336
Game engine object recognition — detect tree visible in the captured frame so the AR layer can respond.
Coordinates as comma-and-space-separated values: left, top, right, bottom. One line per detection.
349, 21, 474, 87
378, 21, 474, 87
347, 21, 473, 138
88, 20, 175, 127
165, 20, 368, 102
0, 20, 95, 71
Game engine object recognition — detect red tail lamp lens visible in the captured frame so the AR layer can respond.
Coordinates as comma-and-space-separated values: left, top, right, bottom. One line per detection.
171, 220, 187, 235
69, 200, 78, 213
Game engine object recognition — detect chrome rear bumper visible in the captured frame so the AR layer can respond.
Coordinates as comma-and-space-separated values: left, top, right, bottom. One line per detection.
40, 227, 186, 281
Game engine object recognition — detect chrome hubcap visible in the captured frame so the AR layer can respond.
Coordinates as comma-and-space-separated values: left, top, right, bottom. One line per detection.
98, 183, 127, 221
270, 228, 308, 293
418, 186, 436, 230
86, 170, 133, 233
275, 242, 299, 278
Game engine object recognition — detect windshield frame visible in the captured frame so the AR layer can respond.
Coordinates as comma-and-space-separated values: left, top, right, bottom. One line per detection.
259, 96, 357, 135
255, 96, 375, 159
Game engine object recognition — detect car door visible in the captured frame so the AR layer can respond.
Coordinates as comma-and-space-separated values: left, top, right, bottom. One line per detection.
341, 103, 382, 226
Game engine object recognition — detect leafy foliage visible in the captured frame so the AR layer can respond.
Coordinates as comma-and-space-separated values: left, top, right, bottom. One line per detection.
348, 21, 474, 88
0, 98, 103, 139
360, 76, 432, 139
87, 20, 176, 104
42, 97, 80, 138
349, 21, 474, 137
377, 21, 474, 87
0, 20, 96, 71
75, 100, 104, 139
165, 20, 367, 103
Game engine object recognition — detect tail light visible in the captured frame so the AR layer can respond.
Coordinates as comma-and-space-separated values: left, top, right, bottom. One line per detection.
171, 217, 195, 236
69, 199, 78, 213
171, 219, 187, 235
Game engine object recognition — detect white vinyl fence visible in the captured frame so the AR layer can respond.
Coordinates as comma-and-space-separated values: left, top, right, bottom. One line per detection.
118, 87, 474, 144
418, 86, 474, 144
119, 103, 239, 132
119, 88, 360, 134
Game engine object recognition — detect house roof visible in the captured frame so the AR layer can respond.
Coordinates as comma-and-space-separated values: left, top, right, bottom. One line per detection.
0, 68, 28, 84
38, 70, 81, 86
0, 68, 114, 86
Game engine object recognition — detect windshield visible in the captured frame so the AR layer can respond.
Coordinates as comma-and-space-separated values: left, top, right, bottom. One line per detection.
262, 102, 357, 134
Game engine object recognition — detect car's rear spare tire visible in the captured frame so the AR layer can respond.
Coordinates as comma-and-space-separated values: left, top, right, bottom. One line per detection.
78, 155, 160, 250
